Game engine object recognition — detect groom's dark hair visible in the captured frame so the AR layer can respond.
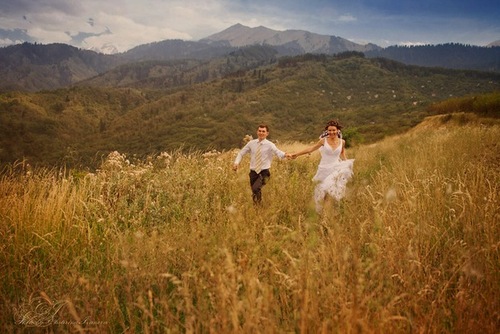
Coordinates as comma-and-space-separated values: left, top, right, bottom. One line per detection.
258, 124, 269, 132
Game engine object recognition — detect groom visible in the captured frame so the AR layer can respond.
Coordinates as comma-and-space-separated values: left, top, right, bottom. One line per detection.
233, 124, 289, 205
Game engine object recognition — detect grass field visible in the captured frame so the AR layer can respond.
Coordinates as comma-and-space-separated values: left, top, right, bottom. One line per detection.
1, 112, 499, 333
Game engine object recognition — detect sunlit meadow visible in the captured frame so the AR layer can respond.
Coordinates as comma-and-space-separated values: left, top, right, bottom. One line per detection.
1, 113, 499, 333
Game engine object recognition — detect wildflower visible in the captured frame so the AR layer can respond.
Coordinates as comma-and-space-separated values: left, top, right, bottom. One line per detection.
243, 134, 253, 144
101, 151, 128, 171
385, 187, 397, 203
157, 152, 172, 160
202, 150, 221, 158
226, 205, 237, 214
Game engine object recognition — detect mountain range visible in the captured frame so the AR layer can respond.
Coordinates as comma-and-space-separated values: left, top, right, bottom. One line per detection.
0, 24, 499, 92
1, 24, 499, 167
200, 23, 381, 55
1, 51, 498, 167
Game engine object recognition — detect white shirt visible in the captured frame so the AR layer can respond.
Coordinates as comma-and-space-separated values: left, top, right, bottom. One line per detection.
234, 139, 286, 170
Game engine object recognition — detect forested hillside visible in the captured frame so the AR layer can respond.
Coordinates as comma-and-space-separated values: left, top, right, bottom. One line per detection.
1, 40, 499, 92
366, 43, 500, 72
79, 45, 279, 89
1, 54, 498, 167
0, 43, 120, 91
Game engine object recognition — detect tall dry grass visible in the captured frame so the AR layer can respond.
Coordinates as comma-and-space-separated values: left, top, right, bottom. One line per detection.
1, 113, 499, 333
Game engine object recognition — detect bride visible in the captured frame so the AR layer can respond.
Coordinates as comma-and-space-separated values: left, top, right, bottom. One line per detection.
291, 119, 354, 213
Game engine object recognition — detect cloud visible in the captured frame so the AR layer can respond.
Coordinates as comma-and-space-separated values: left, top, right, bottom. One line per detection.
338, 15, 357, 23
0, 0, 499, 52
28, 26, 72, 45
76, 12, 195, 52
67, 27, 111, 46
0, 0, 84, 18
0, 28, 35, 47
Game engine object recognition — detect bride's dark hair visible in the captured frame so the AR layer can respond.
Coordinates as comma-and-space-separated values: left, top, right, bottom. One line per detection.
324, 119, 343, 130
320, 119, 343, 139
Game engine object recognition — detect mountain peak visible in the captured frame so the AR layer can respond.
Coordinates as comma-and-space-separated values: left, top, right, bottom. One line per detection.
201, 23, 379, 54
202, 23, 277, 46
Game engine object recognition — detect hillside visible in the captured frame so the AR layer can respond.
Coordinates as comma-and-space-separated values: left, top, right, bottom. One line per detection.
1, 25, 499, 92
1, 112, 498, 333
0, 43, 121, 91
366, 44, 500, 72
122, 39, 235, 62
79, 45, 280, 90
0, 54, 499, 167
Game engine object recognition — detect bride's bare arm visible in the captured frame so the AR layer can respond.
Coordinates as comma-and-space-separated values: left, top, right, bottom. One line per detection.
291, 139, 323, 158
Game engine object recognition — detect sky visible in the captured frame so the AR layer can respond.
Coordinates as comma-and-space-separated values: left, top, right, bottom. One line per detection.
0, 0, 499, 53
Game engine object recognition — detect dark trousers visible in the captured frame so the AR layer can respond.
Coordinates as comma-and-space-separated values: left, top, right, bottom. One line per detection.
249, 169, 270, 204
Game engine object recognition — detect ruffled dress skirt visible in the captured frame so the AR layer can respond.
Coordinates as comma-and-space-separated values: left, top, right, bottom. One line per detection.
312, 159, 354, 213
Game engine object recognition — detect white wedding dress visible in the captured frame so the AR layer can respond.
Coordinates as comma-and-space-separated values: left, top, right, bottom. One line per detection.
312, 138, 354, 213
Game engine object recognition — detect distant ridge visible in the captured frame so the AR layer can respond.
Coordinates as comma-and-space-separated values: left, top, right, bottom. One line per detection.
1, 24, 499, 92
487, 40, 500, 47
0, 42, 120, 91
365, 43, 500, 72
200, 23, 381, 55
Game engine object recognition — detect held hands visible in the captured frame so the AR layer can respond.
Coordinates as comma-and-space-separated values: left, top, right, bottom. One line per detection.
233, 153, 298, 171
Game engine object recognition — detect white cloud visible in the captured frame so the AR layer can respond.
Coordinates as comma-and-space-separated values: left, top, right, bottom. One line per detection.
0, 0, 498, 52
84, 12, 193, 52
338, 14, 356, 23
27, 26, 72, 44
0, 38, 20, 46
